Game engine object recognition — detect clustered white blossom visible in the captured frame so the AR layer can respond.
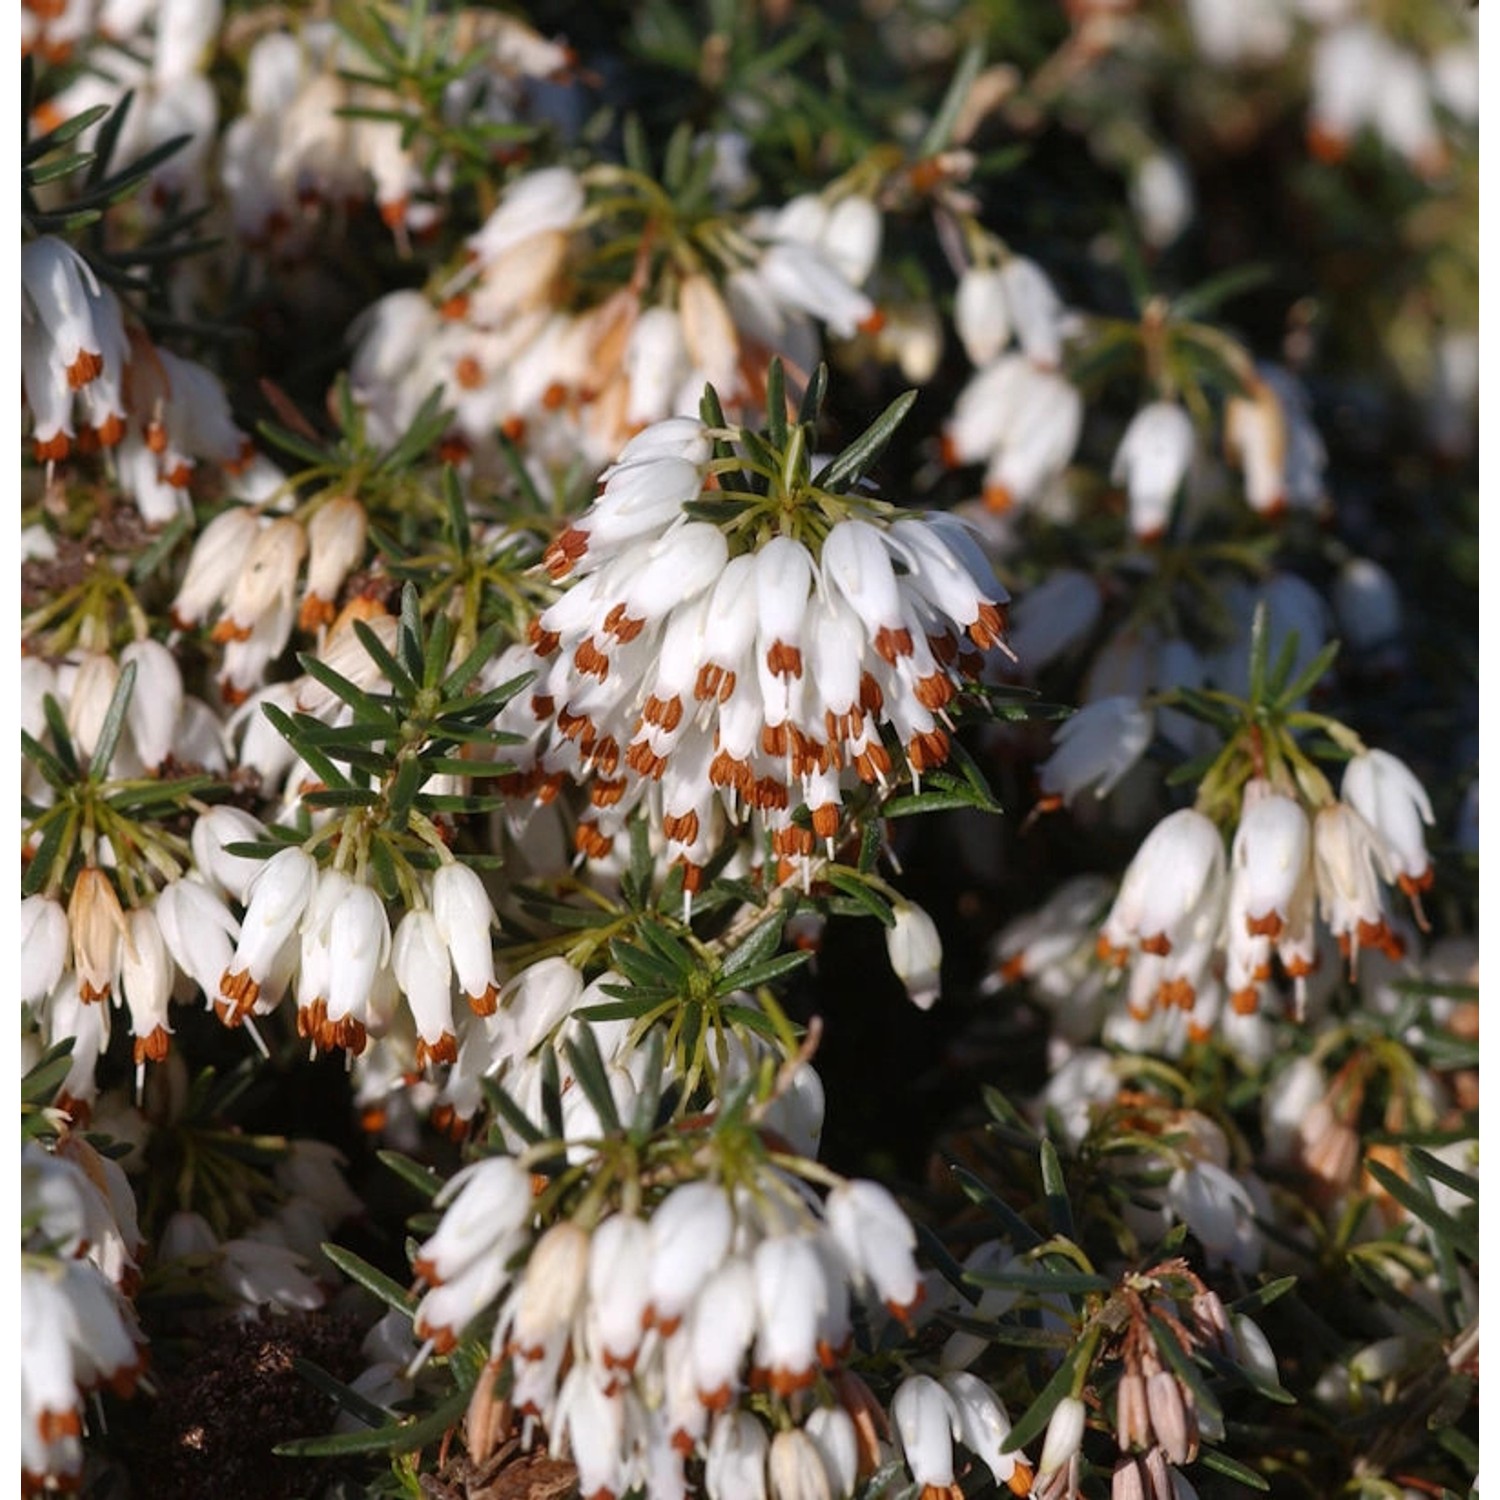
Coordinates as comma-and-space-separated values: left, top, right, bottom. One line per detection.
23, 235, 258, 523
154, 1138, 363, 1318
943, 256, 1083, 516
348, 165, 885, 484
405, 1143, 1032, 1500
1177, 0, 1475, 177
21, 1137, 146, 1496
493, 413, 1008, 891
1095, 746, 1433, 1029
16, 0, 1476, 1494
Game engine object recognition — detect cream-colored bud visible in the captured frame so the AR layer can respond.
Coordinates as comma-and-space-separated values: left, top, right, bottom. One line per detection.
679, 273, 741, 397
302, 496, 368, 629
217, 517, 306, 646
68, 867, 128, 1002
512, 1221, 591, 1358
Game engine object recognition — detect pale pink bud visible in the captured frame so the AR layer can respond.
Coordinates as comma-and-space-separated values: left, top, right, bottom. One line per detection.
1116, 1370, 1150, 1451
1113, 1456, 1147, 1500
1146, 1370, 1195, 1465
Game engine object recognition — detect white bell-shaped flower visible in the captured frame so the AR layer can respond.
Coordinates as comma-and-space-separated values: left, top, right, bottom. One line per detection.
1112, 402, 1195, 542
432, 862, 499, 1014
1340, 750, 1434, 894
886, 901, 943, 1011
892, 1374, 962, 1492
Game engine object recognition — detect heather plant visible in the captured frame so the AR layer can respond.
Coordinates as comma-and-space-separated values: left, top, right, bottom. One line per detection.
19, 3, 1476, 1499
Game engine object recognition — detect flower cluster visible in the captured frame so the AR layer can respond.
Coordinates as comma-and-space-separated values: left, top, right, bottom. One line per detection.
409, 1142, 953, 1500
348, 165, 886, 484
22, 1136, 146, 1496
15, 1, 1477, 1496
1097, 745, 1434, 1031
943, 256, 1082, 515
495, 411, 1008, 890
210, 844, 502, 1064
22, 235, 256, 519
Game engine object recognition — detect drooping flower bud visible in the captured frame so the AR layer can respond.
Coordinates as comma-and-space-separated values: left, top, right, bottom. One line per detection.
886, 901, 943, 1011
